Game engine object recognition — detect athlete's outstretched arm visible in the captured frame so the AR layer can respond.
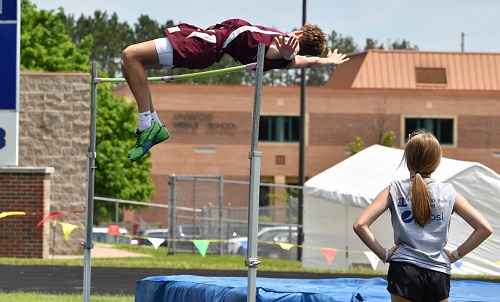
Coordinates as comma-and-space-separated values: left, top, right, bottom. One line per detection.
288, 48, 349, 69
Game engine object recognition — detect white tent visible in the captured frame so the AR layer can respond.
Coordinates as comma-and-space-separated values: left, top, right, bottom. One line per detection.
303, 144, 500, 275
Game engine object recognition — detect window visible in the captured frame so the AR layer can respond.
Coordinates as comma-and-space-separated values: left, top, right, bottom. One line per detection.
259, 185, 270, 207
415, 68, 447, 85
259, 116, 299, 142
275, 155, 286, 165
404, 117, 454, 145
259, 185, 270, 217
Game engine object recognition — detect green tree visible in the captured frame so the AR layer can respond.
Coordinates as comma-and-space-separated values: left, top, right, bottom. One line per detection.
364, 37, 419, 51
67, 10, 134, 78
391, 39, 419, 50
20, 0, 155, 223
133, 15, 163, 43
381, 130, 396, 147
327, 30, 359, 54
20, 0, 91, 72
93, 85, 155, 222
347, 136, 365, 156
364, 38, 385, 51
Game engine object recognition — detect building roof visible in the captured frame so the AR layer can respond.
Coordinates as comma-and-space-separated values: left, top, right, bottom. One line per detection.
325, 49, 500, 91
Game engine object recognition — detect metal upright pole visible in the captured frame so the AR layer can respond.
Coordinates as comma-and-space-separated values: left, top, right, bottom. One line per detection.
83, 62, 98, 302
297, 0, 307, 262
246, 43, 265, 302
168, 175, 176, 253
219, 175, 224, 256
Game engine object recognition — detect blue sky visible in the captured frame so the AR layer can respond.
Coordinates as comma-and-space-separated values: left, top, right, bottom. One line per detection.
32, 0, 500, 53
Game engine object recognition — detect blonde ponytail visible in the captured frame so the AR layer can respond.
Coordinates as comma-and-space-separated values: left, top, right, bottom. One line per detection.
404, 129, 442, 227
411, 173, 432, 227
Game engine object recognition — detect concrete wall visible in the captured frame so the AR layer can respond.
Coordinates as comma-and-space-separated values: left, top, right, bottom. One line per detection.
17, 72, 90, 255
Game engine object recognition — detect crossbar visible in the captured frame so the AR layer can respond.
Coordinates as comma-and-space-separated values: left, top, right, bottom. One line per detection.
94, 63, 257, 83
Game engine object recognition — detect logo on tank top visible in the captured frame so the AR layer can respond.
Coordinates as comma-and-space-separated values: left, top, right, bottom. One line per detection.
167, 26, 180, 33
401, 210, 445, 223
397, 198, 408, 207
401, 210, 414, 223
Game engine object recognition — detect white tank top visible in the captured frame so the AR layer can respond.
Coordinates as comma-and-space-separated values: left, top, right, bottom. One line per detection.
389, 178, 456, 274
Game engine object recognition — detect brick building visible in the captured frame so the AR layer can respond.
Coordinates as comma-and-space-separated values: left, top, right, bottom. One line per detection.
115, 49, 500, 227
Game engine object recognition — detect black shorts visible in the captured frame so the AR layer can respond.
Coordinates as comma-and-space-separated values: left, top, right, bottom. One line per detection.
387, 261, 450, 302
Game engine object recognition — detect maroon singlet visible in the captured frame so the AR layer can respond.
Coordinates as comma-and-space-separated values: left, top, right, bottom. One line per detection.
163, 19, 291, 71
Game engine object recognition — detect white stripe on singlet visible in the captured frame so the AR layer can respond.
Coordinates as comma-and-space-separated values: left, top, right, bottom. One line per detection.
186, 31, 216, 43
221, 25, 281, 49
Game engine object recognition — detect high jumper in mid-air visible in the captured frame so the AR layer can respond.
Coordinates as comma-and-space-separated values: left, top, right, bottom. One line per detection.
121, 18, 349, 162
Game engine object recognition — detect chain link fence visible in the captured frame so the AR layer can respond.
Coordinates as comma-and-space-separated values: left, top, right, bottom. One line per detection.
95, 175, 302, 260
167, 175, 301, 259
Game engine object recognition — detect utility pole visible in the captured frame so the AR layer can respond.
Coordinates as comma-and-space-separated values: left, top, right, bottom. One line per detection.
461, 32, 465, 52
297, 0, 307, 261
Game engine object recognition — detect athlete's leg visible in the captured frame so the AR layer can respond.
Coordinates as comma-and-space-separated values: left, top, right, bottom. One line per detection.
122, 40, 170, 162
121, 40, 162, 113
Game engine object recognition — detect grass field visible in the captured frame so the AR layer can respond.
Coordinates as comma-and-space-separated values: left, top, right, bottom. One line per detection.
1, 244, 498, 301
0, 292, 132, 302
0, 243, 379, 274
0, 243, 371, 301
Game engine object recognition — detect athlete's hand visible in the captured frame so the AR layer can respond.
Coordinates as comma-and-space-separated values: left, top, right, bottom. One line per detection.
274, 35, 299, 60
388, 244, 401, 261
443, 249, 456, 263
326, 48, 349, 65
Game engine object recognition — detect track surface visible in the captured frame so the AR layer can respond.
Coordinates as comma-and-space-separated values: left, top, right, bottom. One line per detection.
1, 265, 497, 296
0, 265, 383, 296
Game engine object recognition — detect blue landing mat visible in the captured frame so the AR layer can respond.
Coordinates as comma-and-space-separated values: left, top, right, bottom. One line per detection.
135, 275, 500, 302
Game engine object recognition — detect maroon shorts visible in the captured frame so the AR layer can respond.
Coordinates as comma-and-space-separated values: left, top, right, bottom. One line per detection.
163, 24, 218, 69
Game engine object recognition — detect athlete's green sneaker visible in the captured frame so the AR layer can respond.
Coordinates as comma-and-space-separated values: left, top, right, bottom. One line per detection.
128, 121, 169, 162
155, 124, 170, 145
